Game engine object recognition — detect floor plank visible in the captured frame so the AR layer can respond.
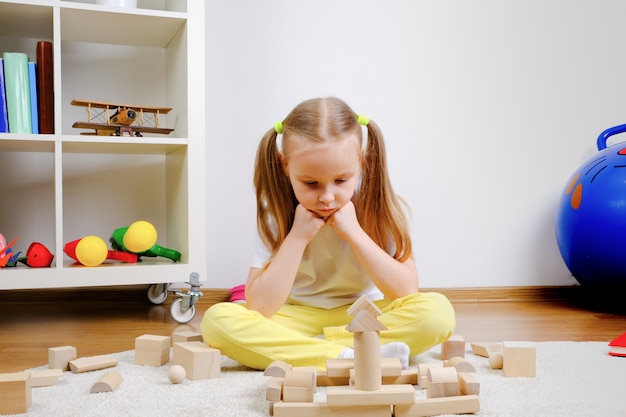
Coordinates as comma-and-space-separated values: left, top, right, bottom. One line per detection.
0, 285, 624, 373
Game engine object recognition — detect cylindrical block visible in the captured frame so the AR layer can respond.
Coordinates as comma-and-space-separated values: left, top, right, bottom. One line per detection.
354, 331, 381, 391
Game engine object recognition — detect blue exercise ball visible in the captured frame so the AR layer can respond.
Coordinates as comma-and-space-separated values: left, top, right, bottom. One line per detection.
556, 124, 626, 286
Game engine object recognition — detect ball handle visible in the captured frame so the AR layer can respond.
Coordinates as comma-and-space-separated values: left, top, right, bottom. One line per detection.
597, 123, 626, 150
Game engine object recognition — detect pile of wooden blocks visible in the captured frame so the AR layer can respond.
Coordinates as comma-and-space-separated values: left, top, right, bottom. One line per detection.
0, 330, 219, 414
264, 296, 482, 417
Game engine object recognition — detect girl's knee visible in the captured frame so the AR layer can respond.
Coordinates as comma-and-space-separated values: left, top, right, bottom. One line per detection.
385, 292, 456, 355
200, 302, 245, 342
422, 292, 456, 338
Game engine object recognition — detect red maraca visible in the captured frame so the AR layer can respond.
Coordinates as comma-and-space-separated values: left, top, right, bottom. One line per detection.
64, 236, 137, 266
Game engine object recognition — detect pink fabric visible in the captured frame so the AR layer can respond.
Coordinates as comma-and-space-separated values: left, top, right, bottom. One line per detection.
229, 284, 246, 302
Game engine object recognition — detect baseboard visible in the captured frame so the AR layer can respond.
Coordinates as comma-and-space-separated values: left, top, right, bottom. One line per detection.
196, 285, 580, 306
421, 285, 579, 303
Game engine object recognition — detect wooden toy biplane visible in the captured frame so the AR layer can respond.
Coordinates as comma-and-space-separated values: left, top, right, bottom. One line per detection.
71, 99, 174, 137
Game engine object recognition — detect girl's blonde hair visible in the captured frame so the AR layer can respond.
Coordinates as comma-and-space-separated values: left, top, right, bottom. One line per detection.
254, 97, 412, 262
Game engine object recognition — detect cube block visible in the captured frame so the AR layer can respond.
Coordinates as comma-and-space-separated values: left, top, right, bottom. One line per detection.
135, 334, 171, 366
173, 341, 220, 380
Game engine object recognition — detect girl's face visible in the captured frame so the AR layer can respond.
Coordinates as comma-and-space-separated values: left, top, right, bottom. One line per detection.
281, 135, 362, 218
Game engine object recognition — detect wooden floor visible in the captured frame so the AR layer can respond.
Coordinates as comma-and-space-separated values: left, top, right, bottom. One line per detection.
1, 285, 625, 373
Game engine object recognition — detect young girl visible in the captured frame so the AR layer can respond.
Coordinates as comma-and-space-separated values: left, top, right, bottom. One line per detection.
201, 97, 455, 370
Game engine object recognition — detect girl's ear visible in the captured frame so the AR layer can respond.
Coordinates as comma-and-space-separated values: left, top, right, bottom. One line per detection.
359, 148, 365, 167
278, 152, 289, 176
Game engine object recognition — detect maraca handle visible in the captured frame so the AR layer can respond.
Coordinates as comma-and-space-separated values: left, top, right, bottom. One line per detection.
107, 250, 138, 263
149, 245, 181, 262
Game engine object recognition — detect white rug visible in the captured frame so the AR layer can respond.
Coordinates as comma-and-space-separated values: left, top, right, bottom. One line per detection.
13, 342, 626, 417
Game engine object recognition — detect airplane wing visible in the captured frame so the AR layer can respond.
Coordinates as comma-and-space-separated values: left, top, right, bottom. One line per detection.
72, 121, 174, 135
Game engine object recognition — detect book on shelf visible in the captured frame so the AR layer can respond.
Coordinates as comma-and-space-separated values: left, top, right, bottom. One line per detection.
3, 52, 32, 134
608, 331, 626, 357
36, 41, 54, 134
28, 61, 39, 134
0, 58, 8, 133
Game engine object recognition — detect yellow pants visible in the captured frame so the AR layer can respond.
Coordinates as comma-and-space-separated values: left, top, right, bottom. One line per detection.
200, 291, 455, 370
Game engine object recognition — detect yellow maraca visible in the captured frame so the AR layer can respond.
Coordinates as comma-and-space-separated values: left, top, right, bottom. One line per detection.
74, 235, 108, 267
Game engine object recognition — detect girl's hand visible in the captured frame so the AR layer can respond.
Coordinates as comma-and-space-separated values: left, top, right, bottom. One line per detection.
326, 201, 362, 241
290, 204, 326, 243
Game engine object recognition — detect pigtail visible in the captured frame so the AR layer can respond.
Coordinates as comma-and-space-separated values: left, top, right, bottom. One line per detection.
254, 128, 297, 253
358, 120, 412, 261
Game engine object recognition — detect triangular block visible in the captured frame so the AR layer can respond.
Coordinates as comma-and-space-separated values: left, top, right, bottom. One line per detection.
347, 295, 381, 317
346, 309, 387, 332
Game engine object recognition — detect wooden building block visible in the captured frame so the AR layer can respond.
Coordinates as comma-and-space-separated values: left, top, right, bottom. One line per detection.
283, 369, 316, 402
394, 395, 480, 417
172, 341, 220, 380
426, 367, 459, 398
444, 356, 476, 373
417, 362, 442, 388
48, 346, 77, 371
470, 342, 502, 358
285, 369, 316, 388
382, 369, 418, 385
266, 377, 284, 401
441, 335, 466, 360
31, 369, 63, 387
347, 295, 382, 317
458, 372, 480, 395
269, 400, 278, 416
274, 402, 392, 417
0, 371, 31, 415
316, 371, 349, 387
283, 386, 314, 402
354, 331, 382, 391
489, 352, 504, 369
326, 358, 354, 378
69, 355, 118, 373
380, 358, 402, 377
172, 331, 203, 344
503, 342, 536, 377
134, 334, 171, 366
90, 370, 123, 393
264, 360, 292, 378
488, 343, 505, 369
346, 309, 387, 332
326, 384, 415, 406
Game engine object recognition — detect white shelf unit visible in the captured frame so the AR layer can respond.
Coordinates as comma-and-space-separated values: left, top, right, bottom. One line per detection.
0, 0, 206, 291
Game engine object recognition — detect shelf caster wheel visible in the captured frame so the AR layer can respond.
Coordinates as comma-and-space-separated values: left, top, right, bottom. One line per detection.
170, 297, 196, 324
147, 283, 169, 305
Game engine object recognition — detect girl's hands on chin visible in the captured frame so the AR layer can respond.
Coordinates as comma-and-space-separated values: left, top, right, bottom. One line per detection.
326, 201, 361, 240
291, 204, 326, 243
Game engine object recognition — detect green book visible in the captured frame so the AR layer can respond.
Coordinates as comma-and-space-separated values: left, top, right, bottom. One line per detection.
3, 52, 32, 134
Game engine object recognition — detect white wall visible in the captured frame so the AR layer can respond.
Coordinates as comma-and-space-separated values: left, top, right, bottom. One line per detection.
204, 0, 626, 289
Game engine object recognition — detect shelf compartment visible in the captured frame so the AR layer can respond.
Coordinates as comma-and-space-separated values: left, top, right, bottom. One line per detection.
60, 40, 185, 137
60, 142, 189, 266
0, 2, 53, 40
60, 5, 186, 48
0, 148, 55, 262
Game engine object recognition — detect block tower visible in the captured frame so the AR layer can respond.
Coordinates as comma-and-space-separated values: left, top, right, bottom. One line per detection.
345, 295, 387, 391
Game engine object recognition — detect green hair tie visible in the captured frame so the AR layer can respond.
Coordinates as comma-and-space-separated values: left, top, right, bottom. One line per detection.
274, 121, 284, 134
357, 115, 369, 126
